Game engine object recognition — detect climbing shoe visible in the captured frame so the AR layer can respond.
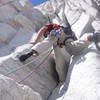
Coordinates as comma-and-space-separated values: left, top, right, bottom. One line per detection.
19, 49, 39, 62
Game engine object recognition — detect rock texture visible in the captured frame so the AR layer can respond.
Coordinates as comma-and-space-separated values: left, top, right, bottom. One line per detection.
0, 0, 47, 57
0, 0, 100, 100
0, 0, 58, 100
0, 74, 42, 100
46, 0, 100, 100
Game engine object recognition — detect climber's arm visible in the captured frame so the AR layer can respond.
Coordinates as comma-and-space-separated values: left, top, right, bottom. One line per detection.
30, 26, 47, 45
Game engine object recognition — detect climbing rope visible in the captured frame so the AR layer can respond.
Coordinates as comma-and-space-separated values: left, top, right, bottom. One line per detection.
5, 48, 53, 76
18, 48, 53, 83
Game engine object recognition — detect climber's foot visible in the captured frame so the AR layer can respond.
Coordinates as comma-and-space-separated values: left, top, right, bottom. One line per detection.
19, 50, 39, 62
19, 50, 33, 62
32, 49, 39, 57
19, 54, 29, 62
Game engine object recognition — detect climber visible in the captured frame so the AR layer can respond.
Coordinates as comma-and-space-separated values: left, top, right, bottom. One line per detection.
18, 24, 77, 59
19, 24, 61, 62
19, 23, 100, 82
19, 23, 74, 62
18, 22, 100, 59
19, 23, 76, 82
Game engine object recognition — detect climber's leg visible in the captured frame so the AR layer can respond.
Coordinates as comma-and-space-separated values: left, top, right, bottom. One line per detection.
64, 33, 92, 55
53, 45, 68, 82
19, 38, 53, 62
31, 38, 53, 54
19, 49, 39, 62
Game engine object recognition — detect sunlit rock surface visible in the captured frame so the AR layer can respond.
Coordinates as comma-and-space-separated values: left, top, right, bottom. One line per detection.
0, 0, 100, 100
0, 74, 42, 100
0, 0, 57, 100
47, 0, 100, 100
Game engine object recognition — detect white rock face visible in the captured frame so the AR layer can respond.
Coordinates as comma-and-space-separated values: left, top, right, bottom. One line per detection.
0, 0, 100, 100
46, 0, 100, 100
0, 23, 16, 44
0, 74, 42, 100
0, 44, 57, 100
0, 0, 47, 56
63, 47, 100, 100
0, 0, 57, 100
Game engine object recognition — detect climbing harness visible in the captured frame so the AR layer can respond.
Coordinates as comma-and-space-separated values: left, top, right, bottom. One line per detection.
18, 48, 53, 83
5, 48, 53, 76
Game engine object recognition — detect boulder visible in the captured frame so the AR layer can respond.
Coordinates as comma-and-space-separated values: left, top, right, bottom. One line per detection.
14, 14, 36, 32
0, 43, 58, 99
47, 0, 100, 100
0, 4, 18, 21
0, 74, 42, 100
0, 23, 16, 45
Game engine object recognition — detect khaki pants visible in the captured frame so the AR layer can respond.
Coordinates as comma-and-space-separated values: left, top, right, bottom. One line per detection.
65, 33, 91, 55
53, 46, 68, 82
31, 37, 67, 82
31, 29, 58, 54
31, 38, 53, 54
31, 33, 91, 82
